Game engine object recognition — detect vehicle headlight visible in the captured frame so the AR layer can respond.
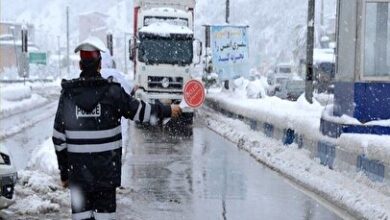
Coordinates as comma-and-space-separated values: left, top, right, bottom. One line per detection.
0, 153, 10, 165
161, 77, 170, 88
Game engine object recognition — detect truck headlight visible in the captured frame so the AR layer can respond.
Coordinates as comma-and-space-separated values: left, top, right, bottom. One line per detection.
161, 77, 170, 88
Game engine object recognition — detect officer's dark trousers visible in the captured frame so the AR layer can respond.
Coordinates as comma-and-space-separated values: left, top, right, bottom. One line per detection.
70, 187, 116, 220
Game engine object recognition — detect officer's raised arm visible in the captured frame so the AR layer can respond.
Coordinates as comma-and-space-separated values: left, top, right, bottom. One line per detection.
112, 84, 181, 123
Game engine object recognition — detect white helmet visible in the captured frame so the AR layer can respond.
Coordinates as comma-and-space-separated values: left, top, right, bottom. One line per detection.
74, 36, 107, 53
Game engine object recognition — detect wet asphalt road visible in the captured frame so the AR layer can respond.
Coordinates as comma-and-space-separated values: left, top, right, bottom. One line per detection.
0, 104, 346, 219
117, 122, 343, 220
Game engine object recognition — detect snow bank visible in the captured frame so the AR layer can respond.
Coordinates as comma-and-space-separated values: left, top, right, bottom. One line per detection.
208, 90, 324, 138
246, 77, 268, 99
207, 89, 390, 168
0, 80, 60, 119
9, 138, 70, 216
28, 138, 59, 176
199, 107, 390, 219
0, 94, 47, 119
18, 170, 59, 194
11, 194, 60, 215
0, 85, 32, 101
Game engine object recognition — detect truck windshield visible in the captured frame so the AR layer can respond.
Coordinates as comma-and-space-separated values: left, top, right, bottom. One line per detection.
138, 36, 193, 65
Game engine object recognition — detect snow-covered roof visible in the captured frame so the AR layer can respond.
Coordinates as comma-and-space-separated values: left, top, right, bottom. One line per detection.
139, 22, 193, 37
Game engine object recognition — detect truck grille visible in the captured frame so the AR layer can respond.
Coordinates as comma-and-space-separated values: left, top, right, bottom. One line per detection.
148, 76, 183, 90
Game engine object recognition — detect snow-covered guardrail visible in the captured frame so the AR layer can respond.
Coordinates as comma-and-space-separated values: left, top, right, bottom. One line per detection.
205, 94, 390, 185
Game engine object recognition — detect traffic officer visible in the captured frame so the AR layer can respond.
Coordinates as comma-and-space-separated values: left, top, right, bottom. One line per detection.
52, 37, 182, 220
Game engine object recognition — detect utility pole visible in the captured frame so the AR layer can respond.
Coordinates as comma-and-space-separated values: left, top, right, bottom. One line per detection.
66, 6, 70, 76
57, 36, 61, 78
224, 0, 230, 90
225, 0, 230, 23
124, 33, 128, 74
21, 27, 28, 85
305, 0, 315, 103
320, 0, 324, 26
107, 33, 113, 56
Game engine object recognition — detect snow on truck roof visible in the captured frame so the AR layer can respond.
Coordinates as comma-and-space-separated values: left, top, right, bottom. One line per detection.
134, 0, 195, 9
139, 22, 193, 36
142, 7, 190, 18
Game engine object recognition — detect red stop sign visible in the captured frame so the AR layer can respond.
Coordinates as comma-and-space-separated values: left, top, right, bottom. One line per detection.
183, 80, 205, 108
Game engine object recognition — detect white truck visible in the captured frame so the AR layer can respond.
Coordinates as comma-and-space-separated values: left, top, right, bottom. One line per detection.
130, 0, 201, 122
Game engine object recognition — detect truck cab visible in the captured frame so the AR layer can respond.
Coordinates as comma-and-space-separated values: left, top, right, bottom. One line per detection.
131, 0, 200, 119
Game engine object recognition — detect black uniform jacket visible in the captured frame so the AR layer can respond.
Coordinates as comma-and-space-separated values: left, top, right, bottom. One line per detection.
52, 72, 171, 190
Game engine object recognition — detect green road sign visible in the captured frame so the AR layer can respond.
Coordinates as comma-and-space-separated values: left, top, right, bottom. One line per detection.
29, 52, 47, 65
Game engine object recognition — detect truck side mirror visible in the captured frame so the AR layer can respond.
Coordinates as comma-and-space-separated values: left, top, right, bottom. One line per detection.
196, 40, 202, 56
194, 39, 202, 65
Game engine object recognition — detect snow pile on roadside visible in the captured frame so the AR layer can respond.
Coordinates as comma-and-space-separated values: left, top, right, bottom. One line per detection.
28, 138, 59, 175
208, 90, 324, 138
10, 170, 69, 216
9, 138, 70, 216
1, 84, 32, 101
10, 194, 60, 215
218, 76, 269, 99
0, 94, 47, 119
28, 79, 61, 91
0, 82, 57, 119
246, 77, 268, 99
199, 107, 390, 219
18, 170, 60, 195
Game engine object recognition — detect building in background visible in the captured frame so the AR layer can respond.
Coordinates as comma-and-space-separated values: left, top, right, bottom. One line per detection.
79, 12, 109, 43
